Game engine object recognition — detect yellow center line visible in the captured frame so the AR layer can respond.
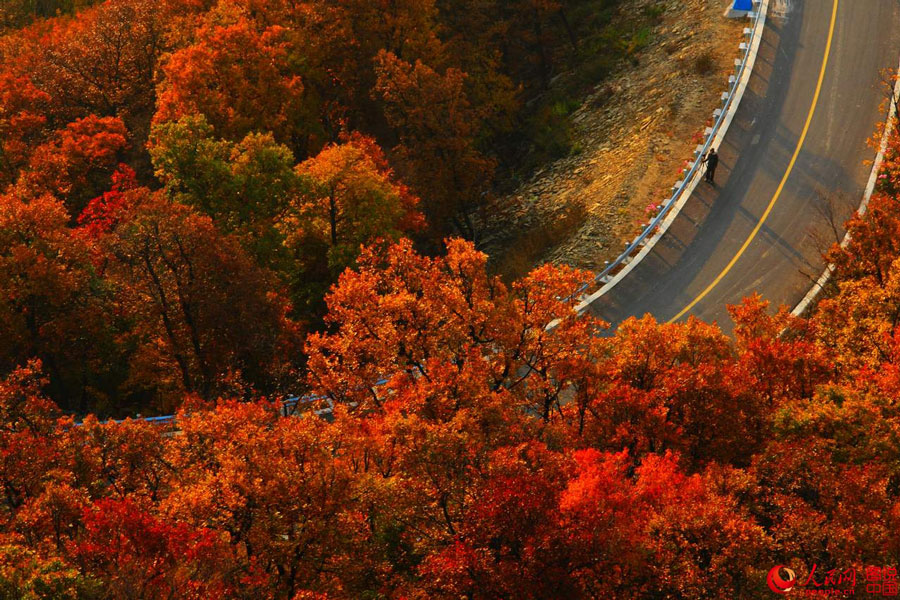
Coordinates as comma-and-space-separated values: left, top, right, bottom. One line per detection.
668, 0, 839, 324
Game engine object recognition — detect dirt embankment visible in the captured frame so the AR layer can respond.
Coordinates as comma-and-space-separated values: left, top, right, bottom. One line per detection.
482, 0, 744, 279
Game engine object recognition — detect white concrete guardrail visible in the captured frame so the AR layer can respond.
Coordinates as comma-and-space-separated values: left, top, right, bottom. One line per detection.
573, 0, 770, 314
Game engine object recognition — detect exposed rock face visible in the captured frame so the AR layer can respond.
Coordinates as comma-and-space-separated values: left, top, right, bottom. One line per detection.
482, 0, 742, 277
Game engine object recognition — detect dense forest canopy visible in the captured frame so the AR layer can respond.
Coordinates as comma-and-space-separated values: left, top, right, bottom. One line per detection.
1, 0, 900, 597
0, 0, 645, 415
5, 177, 900, 595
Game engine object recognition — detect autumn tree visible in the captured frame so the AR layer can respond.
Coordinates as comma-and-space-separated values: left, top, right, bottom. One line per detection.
0, 73, 50, 188
60, 415, 170, 504
417, 442, 579, 599
305, 237, 607, 422
19, 114, 128, 215
729, 294, 832, 404
149, 114, 299, 267
417, 446, 768, 599
0, 192, 117, 412
0, 363, 99, 597
576, 315, 745, 465
819, 192, 900, 375
101, 191, 299, 408
0, 543, 98, 599
374, 51, 496, 240
0, 362, 65, 552
12, 0, 167, 133
71, 498, 237, 599
746, 385, 900, 571
76, 163, 139, 239
155, 9, 305, 148
290, 134, 422, 262
281, 134, 423, 312
163, 401, 363, 597
826, 192, 900, 286
268, 0, 444, 147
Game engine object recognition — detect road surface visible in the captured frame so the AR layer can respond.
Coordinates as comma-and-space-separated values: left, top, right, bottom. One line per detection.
585, 0, 900, 333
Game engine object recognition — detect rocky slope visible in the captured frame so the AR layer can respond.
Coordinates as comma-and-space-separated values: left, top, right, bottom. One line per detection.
483, 0, 743, 279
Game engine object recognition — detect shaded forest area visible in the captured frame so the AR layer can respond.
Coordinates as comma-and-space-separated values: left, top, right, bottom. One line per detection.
0, 0, 662, 416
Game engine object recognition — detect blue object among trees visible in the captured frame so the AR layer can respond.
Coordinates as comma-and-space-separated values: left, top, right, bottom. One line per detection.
732, 0, 754, 10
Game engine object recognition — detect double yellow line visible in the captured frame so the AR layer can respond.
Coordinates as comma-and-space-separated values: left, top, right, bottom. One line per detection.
668, 0, 839, 323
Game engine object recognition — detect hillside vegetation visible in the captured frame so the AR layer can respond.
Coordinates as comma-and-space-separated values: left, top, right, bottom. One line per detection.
0, 109, 897, 597
0, 0, 671, 415
2, 0, 900, 597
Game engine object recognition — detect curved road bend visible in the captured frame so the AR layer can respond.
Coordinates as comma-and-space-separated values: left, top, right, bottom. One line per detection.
585, 0, 900, 333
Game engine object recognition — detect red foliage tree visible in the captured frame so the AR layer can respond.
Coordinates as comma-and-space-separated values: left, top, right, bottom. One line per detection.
21, 114, 128, 214
71, 498, 235, 599
77, 163, 139, 238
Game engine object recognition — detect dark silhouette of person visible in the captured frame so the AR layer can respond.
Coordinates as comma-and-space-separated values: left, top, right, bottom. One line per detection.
703, 148, 719, 183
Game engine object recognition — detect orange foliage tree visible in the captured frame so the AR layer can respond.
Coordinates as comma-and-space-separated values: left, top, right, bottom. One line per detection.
0, 193, 116, 411
0, 73, 50, 188
155, 11, 305, 147
11, 0, 168, 130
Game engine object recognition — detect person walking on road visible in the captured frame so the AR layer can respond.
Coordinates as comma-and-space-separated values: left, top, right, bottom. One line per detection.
703, 148, 719, 183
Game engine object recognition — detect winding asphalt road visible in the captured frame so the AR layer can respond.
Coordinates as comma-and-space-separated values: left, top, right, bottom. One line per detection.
585, 0, 900, 333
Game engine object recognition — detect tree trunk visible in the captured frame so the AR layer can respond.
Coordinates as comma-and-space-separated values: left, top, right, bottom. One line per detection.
329, 192, 338, 247
558, 8, 579, 55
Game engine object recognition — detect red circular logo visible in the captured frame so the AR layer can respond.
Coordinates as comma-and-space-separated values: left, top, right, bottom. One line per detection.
768, 565, 797, 594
